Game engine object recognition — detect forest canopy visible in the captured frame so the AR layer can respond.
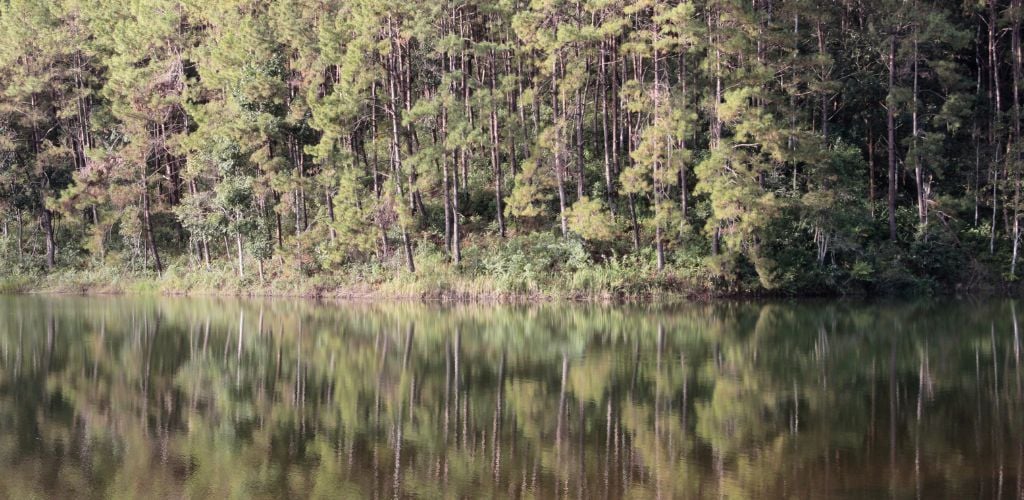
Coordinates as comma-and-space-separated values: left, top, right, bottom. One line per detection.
0, 0, 1019, 296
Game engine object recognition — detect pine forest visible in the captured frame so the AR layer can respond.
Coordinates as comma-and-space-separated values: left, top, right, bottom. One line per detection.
0, 0, 1020, 297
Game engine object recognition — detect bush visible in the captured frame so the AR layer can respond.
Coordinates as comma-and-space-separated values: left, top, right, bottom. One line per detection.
482, 232, 590, 293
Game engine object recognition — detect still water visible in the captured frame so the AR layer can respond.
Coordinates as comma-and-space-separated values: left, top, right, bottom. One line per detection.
0, 295, 1021, 499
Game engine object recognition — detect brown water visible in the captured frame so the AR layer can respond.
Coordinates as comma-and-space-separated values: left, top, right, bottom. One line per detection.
0, 295, 1021, 498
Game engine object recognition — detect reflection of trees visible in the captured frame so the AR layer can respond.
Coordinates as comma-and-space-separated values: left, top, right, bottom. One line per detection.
0, 296, 1020, 497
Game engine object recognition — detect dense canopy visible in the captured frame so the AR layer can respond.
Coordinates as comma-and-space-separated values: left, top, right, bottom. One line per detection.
0, 0, 1019, 294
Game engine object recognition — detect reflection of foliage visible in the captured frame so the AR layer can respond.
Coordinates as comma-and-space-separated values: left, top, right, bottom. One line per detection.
0, 296, 1020, 498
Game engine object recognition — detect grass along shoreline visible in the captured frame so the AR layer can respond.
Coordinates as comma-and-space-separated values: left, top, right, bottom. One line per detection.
0, 260, 747, 302
2, 230, 1009, 301
1, 261, 1005, 302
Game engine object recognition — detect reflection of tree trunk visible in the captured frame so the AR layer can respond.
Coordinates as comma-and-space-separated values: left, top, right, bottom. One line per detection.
444, 336, 451, 445
454, 328, 461, 447
992, 325, 1000, 412
604, 400, 612, 498
577, 397, 585, 499
869, 359, 876, 453
630, 338, 640, 394
888, 342, 897, 495
915, 354, 926, 499
681, 353, 688, 429
45, 310, 55, 374
237, 310, 244, 363
656, 324, 664, 439
236, 310, 244, 386
393, 420, 403, 497
791, 381, 799, 434
556, 353, 568, 448
375, 331, 387, 426
1013, 301, 1022, 399
297, 319, 305, 410
202, 317, 210, 353
492, 350, 505, 480
403, 323, 414, 370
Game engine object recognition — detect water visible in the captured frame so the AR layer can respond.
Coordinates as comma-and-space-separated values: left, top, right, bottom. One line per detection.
0, 295, 1021, 498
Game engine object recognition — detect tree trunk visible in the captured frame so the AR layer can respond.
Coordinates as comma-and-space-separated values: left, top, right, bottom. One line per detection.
452, 147, 461, 264
867, 120, 876, 218
41, 208, 56, 271
236, 232, 245, 279
440, 105, 452, 256
991, 0, 1003, 254
202, 238, 210, 268
912, 32, 926, 230
887, 34, 898, 242
552, 57, 569, 238
1012, 0, 1022, 276
653, 32, 664, 272
142, 182, 162, 274
386, 19, 415, 273
600, 40, 617, 214
326, 191, 336, 242
17, 209, 23, 264
488, 51, 507, 238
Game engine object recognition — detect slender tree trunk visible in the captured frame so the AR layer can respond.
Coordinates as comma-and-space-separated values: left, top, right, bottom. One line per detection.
452, 147, 461, 264
489, 52, 507, 238
41, 208, 56, 271
440, 105, 452, 256
600, 40, 615, 213
679, 50, 689, 220
911, 29, 926, 230
142, 178, 162, 274
202, 237, 210, 268
991, 0, 1003, 254
553, 57, 568, 238
17, 209, 23, 264
887, 34, 898, 242
817, 21, 829, 139
386, 20, 415, 273
236, 232, 245, 279
868, 120, 876, 218
610, 39, 623, 217
460, 16, 471, 193
575, 89, 585, 201
994, 167, 1001, 254
653, 31, 665, 272
1012, 0, 1023, 276
326, 191, 336, 242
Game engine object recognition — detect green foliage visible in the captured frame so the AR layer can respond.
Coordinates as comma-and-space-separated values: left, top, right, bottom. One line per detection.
0, 0, 1017, 297
482, 232, 590, 292
565, 196, 617, 242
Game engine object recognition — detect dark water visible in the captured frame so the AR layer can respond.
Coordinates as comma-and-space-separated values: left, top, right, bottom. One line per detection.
0, 296, 1022, 499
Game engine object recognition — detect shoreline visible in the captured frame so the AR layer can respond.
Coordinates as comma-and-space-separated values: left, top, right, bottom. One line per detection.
1, 268, 1006, 303
0, 268, 801, 304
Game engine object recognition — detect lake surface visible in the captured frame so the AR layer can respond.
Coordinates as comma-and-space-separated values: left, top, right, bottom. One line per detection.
0, 296, 1021, 499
